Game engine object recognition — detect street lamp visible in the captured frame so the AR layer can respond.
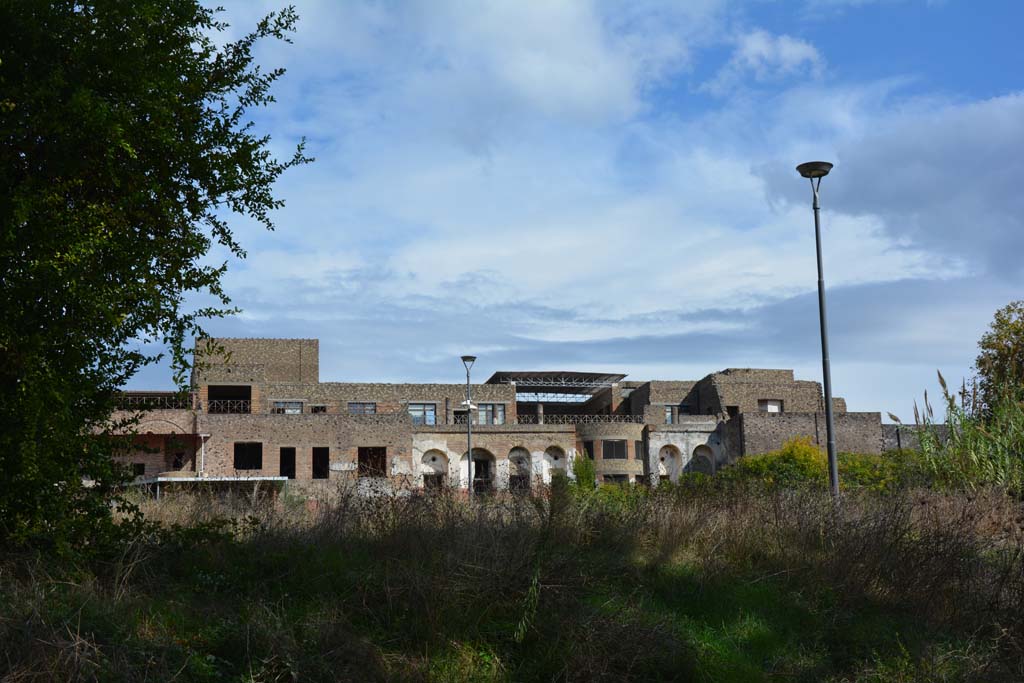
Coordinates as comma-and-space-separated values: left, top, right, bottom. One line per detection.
797, 160, 840, 499
461, 355, 477, 497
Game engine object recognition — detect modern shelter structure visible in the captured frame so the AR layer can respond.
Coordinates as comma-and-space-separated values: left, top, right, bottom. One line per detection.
113, 338, 890, 491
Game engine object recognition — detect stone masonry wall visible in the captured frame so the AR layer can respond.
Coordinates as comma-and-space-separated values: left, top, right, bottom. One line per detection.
194, 338, 319, 385
251, 382, 516, 420
196, 413, 412, 480
740, 412, 884, 455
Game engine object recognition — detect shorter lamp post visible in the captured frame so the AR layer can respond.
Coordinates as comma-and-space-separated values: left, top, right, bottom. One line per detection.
797, 161, 839, 499
461, 355, 477, 497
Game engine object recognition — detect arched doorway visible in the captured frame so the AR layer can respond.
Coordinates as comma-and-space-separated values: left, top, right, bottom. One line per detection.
658, 445, 681, 484
688, 445, 715, 475
461, 448, 496, 492
509, 447, 531, 491
543, 446, 566, 482
421, 449, 448, 490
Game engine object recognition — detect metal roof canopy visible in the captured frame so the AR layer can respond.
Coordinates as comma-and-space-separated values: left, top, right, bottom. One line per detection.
486, 371, 627, 396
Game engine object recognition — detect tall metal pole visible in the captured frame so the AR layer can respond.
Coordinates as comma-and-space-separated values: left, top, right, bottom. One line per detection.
465, 364, 473, 498
811, 177, 840, 498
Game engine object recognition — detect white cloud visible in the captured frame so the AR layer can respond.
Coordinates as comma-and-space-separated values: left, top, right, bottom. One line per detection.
127, 0, 1023, 421
703, 29, 824, 95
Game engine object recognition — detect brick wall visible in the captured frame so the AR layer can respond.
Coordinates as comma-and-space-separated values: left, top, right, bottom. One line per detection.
194, 338, 319, 385
196, 413, 413, 480
739, 411, 884, 455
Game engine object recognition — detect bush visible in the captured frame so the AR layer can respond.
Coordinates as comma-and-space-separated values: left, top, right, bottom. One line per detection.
718, 436, 828, 489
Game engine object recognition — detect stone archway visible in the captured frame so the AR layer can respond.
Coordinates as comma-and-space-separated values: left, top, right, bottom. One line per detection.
509, 447, 531, 491
658, 445, 682, 483
460, 448, 496, 492
421, 449, 448, 490
543, 445, 567, 482
688, 444, 715, 476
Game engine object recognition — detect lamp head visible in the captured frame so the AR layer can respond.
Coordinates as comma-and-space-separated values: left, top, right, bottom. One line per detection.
796, 161, 833, 179
461, 355, 477, 371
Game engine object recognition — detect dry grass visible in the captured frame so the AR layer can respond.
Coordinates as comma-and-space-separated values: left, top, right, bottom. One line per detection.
2, 483, 1023, 681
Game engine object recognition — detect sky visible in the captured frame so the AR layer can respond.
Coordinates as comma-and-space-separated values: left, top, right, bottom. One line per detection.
129, 0, 1024, 424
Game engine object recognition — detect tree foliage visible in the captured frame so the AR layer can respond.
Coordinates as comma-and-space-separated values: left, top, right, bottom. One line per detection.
975, 300, 1024, 411
0, 1, 310, 550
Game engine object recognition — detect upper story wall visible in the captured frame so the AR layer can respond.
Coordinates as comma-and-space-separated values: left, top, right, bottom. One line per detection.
700, 369, 840, 415
194, 338, 319, 385
255, 382, 516, 417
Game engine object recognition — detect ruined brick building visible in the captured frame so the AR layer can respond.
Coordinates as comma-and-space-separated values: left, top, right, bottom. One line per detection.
115, 338, 891, 491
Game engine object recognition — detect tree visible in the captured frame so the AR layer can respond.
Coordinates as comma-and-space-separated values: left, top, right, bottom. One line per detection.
975, 300, 1024, 412
0, 1, 310, 551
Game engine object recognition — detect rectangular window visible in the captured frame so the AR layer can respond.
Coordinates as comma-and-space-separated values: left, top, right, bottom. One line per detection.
348, 402, 376, 415
310, 405, 327, 414
583, 441, 595, 460
633, 474, 648, 486
477, 403, 505, 425
664, 406, 674, 424
132, 463, 146, 477
602, 440, 627, 460
758, 399, 783, 413
312, 447, 329, 479
727, 405, 740, 418
271, 401, 303, 415
358, 446, 387, 478
634, 440, 644, 461
279, 447, 296, 479
604, 474, 628, 484
233, 442, 263, 470
408, 403, 437, 425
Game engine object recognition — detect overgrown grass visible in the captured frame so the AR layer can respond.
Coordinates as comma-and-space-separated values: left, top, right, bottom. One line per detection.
2, 480, 1022, 681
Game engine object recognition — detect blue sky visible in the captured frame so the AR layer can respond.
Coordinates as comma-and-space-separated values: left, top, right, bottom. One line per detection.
130, 0, 1024, 423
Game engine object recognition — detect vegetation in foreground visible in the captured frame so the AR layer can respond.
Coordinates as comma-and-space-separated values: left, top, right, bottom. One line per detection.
2, 470, 1023, 682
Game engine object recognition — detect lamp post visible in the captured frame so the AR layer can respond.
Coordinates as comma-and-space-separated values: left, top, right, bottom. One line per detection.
797, 161, 840, 499
461, 355, 477, 498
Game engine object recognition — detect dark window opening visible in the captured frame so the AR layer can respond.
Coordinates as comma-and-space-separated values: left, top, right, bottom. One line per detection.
634, 440, 644, 460
423, 473, 445, 490
208, 385, 252, 414
349, 402, 377, 415
233, 442, 262, 470
509, 475, 530, 492
583, 441, 595, 460
726, 405, 740, 418
312, 447, 330, 479
358, 446, 387, 477
310, 405, 327, 414
604, 474, 628, 485
473, 458, 493, 493
280, 447, 296, 479
602, 440, 627, 460
132, 463, 145, 477
171, 452, 184, 469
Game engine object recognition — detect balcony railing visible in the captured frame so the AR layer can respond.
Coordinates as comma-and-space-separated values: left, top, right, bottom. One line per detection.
116, 392, 195, 410
207, 399, 252, 414
515, 414, 645, 425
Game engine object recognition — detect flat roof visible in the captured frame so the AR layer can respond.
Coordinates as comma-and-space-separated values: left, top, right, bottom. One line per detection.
486, 371, 627, 395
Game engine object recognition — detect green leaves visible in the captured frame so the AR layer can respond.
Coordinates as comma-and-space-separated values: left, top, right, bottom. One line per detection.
0, 1, 311, 550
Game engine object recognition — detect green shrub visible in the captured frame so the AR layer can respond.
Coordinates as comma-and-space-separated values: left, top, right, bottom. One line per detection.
571, 452, 597, 491
718, 436, 828, 489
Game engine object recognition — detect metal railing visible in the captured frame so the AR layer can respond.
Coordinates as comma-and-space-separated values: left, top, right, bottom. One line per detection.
116, 393, 195, 410
516, 414, 645, 425
207, 399, 252, 414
